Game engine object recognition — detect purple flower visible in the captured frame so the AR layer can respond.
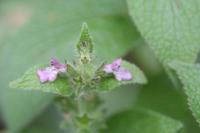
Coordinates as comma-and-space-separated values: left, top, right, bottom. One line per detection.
104, 58, 121, 73
37, 67, 58, 83
37, 58, 67, 83
51, 58, 66, 73
114, 68, 132, 81
103, 58, 132, 81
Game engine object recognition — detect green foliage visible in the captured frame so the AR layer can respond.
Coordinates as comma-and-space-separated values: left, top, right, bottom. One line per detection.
21, 106, 67, 133
0, 91, 53, 133
10, 60, 146, 96
0, 0, 140, 132
103, 109, 183, 133
98, 61, 147, 91
2, 0, 200, 132
0, 5, 55, 129
127, 0, 200, 127
9, 65, 72, 96
170, 61, 200, 126
127, 0, 200, 66
136, 74, 200, 133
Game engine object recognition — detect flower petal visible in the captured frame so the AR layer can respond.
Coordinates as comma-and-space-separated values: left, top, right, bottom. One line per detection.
46, 67, 58, 82
51, 58, 66, 73
104, 64, 113, 73
111, 58, 122, 71
114, 68, 132, 81
37, 69, 48, 83
37, 67, 58, 83
104, 58, 122, 73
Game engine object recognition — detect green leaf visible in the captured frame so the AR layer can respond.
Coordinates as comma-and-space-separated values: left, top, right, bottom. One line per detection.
98, 61, 147, 91
170, 61, 200, 126
127, 0, 200, 128
21, 105, 68, 133
136, 74, 200, 133
1, 91, 53, 133
103, 109, 183, 133
0, 2, 55, 132
0, 0, 140, 132
9, 65, 72, 96
127, 0, 200, 66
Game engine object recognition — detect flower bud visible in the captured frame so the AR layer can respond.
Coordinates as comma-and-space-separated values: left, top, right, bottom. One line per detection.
77, 23, 93, 64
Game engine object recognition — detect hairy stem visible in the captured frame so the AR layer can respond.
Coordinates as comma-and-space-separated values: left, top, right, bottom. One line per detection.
55, 91, 105, 133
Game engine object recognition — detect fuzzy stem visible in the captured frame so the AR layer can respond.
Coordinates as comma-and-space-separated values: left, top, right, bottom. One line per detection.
55, 91, 104, 133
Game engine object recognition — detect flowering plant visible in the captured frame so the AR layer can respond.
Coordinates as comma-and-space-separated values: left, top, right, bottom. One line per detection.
1, 0, 199, 132
10, 23, 146, 133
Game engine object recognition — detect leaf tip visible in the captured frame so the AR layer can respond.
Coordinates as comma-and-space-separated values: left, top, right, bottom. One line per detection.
81, 22, 89, 31
9, 80, 18, 89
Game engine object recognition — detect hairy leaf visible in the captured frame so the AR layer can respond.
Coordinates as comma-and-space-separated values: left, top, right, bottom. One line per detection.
170, 61, 200, 126
136, 74, 200, 133
9, 65, 72, 96
127, 0, 200, 127
127, 0, 200, 66
103, 109, 183, 133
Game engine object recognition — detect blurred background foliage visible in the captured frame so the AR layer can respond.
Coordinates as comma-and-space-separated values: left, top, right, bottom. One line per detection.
0, 0, 199, 133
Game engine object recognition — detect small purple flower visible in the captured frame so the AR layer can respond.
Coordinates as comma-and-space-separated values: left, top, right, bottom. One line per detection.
37, 67, 58, 83
37, 58, 67, 83
104, 58, 121, 73
51, 58, 66, 73
114, 68, 132, 81
103, 58, 132, 81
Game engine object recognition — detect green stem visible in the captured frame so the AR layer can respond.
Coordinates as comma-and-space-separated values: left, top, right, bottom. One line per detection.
55, 91, 105, 133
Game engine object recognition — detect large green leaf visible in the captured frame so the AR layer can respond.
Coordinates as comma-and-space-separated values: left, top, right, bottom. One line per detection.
21, 105, 67, 133
127, 0, 200, 127
127, 0, 200, 66
0, 92, 53, 133
170, 61, 200, 126
0, 1, 55, 132
103, 109, 183, 133
0, 0, 140, 132
136, 74, 200, 133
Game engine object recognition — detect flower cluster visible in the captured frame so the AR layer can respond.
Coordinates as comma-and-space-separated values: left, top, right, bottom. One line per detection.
37, 58, 132, 83
36, 23, 132, 84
